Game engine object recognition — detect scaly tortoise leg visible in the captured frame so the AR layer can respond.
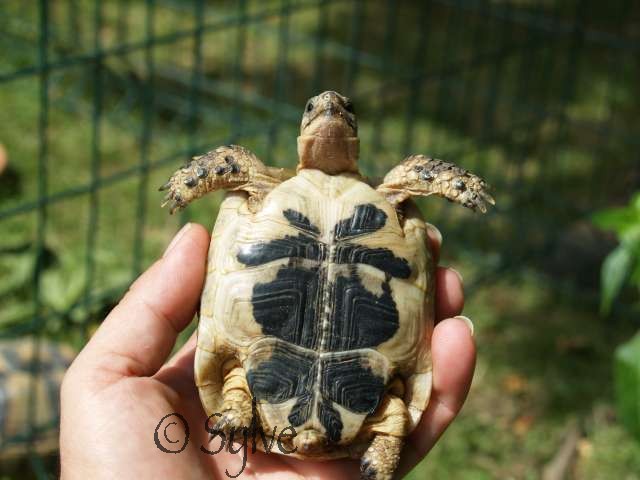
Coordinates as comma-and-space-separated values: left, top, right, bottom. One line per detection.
160, 144, 294, 213
360, 392, 410, 480
211, 359, 255, 444
376, 154, 495, 213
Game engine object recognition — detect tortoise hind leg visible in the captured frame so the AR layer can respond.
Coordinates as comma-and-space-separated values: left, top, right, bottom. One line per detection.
160, 144, 294, 213
212, 359, 254, 440
360, 393, 410, 480
195, 348, 255, 444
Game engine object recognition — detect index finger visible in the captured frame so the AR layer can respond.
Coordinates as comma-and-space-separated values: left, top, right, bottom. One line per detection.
398, 316, 476, 476
425, 222, 442, 264
426, 223, 465, 321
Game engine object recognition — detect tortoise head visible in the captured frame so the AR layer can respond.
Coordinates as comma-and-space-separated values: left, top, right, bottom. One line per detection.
297, 91, 359, 175
300, 91, 357, 138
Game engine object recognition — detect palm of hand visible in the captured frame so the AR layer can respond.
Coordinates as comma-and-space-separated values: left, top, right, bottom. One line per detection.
60, 223, 474, 480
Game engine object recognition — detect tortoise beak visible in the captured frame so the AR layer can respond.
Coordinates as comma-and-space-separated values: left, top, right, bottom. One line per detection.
301, 91, 357, 137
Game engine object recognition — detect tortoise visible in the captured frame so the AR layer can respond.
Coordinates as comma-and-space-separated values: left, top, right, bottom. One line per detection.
160, 91, 493, 479
0, 339, 75, 463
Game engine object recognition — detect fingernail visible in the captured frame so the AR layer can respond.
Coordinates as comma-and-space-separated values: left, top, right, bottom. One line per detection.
163, 223, 192, 257
425, 222, 442, 248
454, 315, 474, 336
449, 267, 463, 285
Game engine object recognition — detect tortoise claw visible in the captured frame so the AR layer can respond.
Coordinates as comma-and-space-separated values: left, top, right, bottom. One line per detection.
169, 201, 183, 215
485, 192, 496, 206
208, 409, 253, 443
477, 189, 496, 213
159, 175, 189, 213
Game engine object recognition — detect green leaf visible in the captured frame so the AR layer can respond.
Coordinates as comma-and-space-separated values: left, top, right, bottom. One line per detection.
620, 224, 640, 252
629, 259, 640, 293
592, 206, 638, 238
614, 331, 640, 442
601, 245, 633, 315
632, 192, 640, 213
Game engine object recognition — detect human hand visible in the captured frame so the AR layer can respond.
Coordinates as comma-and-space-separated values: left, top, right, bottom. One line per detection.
60, 222, 475, 479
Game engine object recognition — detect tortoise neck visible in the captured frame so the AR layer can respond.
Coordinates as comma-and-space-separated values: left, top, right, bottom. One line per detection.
296, 136, 359, 175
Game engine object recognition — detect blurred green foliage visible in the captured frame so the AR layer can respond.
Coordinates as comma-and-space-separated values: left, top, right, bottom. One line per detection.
593, 192, 640, 446
592, 192, 640, 315
614, 332, 640, 444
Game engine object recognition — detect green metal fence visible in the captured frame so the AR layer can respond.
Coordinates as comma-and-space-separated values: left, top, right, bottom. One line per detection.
0, 0, 639, 477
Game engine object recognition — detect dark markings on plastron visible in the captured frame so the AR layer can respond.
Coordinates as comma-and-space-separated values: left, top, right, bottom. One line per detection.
246, 343, 316, 403
333, 244, 411, 279
239, 203, 410, 441
288, 392, 314, 427
237, 234, 325, 266
283, 209, 320, 235
251, 266, 323, 349
318, 398, 343, 444
322, 355, 386, 414
328, 272, 399, 350
334, 203, 388, 240
246, 340, 389, 443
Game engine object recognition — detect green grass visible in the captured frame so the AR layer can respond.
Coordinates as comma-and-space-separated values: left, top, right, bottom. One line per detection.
408, 271, 640, 480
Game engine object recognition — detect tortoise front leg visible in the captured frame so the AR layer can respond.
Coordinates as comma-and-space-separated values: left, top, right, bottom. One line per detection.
377, 154, 495, 213
160, 145, 294, 214
360, 393, 410, 480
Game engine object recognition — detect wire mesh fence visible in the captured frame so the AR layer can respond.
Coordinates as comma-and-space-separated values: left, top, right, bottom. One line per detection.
1, 0, 639, 477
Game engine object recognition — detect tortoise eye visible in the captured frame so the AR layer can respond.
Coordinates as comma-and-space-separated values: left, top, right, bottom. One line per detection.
306, 101, 314, 113
344, 101, 355, 114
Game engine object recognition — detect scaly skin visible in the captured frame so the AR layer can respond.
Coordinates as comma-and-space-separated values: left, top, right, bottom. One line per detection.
377, 154, 495, 212
207, 362, 255, 445
160, 145, 293, 213
359, 393, 409, 480
160, 94, 494, 215
360, 435, 403, 480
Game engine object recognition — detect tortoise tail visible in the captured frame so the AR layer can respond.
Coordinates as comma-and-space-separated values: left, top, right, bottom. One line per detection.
293, 428, 327, 455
